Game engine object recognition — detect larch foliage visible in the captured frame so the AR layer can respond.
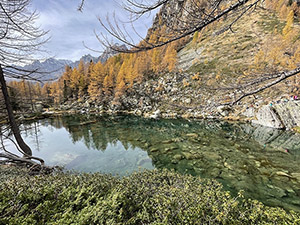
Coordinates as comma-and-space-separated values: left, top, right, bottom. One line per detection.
163, 43, 177, 72
282, 10, 295, 39
151, 49, 162, 73
88, 61, 104, 99
70, 68, 80, 92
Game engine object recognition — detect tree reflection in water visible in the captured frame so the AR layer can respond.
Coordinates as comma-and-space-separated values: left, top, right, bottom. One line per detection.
19, 115, 300, 212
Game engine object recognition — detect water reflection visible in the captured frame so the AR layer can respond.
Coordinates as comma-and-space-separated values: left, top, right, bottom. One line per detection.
18, 115, 300, 211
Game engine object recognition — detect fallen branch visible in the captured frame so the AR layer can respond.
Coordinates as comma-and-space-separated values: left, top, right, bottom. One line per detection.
0, 152, 53, 174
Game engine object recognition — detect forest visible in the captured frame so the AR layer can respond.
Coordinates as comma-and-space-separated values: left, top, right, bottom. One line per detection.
6, 0, 300, 109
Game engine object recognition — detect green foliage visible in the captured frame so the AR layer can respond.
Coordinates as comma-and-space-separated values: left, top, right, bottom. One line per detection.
258, 13, 286, 33
0, 168, 299, 225
188, 58, 218, 74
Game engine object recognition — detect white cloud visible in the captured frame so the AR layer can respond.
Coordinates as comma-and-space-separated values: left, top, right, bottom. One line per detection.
31, 0, 156, 61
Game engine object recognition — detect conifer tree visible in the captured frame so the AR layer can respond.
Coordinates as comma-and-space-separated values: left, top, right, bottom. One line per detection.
163, 43, 177, 72
283, 9, 295, 38
88, 61, 105, 99
70, 68, 81, 97
151, 49, 162, 73
62, 65, 72, 101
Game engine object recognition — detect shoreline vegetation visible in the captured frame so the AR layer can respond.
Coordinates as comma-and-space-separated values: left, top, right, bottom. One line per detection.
1, 166, 300, 224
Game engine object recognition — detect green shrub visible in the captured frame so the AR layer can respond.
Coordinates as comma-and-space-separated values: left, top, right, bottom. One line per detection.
0, 168, 299, 224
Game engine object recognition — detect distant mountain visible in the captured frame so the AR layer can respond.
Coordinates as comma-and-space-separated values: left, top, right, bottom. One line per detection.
20, 58, 73, 81
98, 44, 127, 63
73, 54, 99, 68
12, 44, 127, 81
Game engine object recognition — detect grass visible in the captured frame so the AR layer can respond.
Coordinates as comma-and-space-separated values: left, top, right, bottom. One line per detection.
258, 13, 286, 33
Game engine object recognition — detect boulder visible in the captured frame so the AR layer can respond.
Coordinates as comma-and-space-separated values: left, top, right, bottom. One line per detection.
217, 105, 231, 117
242, 107, 255, 118
252, 105, 284, 129
252, 101, 300, 129
149, 109, 161, 119
34, 103, 44, 112
273, 101, 300, 130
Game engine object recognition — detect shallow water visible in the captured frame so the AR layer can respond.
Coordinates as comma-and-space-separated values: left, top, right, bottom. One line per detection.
4, 115, 300, 211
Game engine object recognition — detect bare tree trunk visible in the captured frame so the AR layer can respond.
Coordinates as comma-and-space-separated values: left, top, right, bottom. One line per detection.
0, 64, 32, 156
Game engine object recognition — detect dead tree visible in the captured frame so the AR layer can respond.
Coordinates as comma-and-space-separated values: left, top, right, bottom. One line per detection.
0, 0, 50, 170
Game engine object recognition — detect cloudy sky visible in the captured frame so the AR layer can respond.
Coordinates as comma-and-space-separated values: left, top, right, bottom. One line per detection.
31, 0, 156, 61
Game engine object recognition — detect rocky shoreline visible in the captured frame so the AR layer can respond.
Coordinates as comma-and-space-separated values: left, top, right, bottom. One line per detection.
42, 95, 300, 132
17, 71, 300, 131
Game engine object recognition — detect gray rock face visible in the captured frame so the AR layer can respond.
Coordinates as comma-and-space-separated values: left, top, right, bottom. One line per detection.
242, 107, 255, 118
252, 101, 300, 129
273, 101, 300, 130
252, 105, 284, 129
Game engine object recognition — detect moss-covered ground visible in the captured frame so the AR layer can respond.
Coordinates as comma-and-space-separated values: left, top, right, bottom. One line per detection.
0, 166, 299, 224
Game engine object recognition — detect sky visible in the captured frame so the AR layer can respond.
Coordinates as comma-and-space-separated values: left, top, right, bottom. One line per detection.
31, 0, 156, 61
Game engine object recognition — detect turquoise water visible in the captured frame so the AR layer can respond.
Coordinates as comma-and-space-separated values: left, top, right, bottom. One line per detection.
4, 115, 300, 211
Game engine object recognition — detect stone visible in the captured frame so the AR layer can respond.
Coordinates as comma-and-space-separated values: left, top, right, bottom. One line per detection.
186, 133, 198, 138
251, 101, 300, 129
254, 160, 261, 167
162, 140, 174, 144
149, 109, 161, 119
242, 107, 255, 118
34, 103, 44, 112
217, 105, 231, 117
205, 152, 221, 161
224, 162, 233, 170
273, 101, 300, 130
184, 98, 192, 104
83, 101, 90, 108
266, 184, 287, 198
252, 105, 284, 129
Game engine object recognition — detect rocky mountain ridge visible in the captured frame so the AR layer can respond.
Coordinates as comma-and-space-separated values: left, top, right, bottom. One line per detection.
14, 44, 127, 81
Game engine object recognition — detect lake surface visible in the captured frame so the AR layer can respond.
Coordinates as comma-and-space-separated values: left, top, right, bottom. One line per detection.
4, 115, 300, 212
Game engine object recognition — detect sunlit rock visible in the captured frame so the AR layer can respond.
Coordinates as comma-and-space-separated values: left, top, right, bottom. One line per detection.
252, 105, 284, 129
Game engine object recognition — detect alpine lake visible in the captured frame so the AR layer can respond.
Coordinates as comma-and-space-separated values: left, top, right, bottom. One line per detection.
5, 114, 300, 212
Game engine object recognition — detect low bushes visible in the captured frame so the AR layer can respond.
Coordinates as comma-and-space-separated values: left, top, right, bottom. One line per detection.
0, 168, 299, 224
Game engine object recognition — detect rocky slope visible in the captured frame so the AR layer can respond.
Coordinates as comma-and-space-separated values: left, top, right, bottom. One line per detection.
42, 2, 300, 131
